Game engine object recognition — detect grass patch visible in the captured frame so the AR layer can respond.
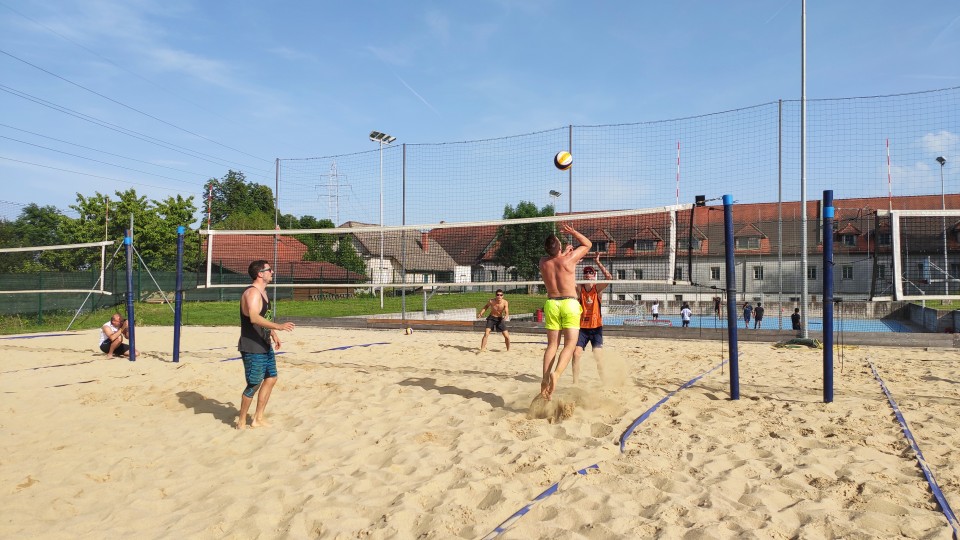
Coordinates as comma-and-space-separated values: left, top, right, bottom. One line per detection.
0, 291, 548, 336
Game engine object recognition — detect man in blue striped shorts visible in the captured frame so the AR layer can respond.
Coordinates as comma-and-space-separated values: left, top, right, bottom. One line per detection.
236, 260, 295, 430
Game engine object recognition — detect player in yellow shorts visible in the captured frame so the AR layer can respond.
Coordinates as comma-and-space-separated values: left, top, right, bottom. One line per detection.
538, 223, 592, 399
543, 297, 581, 331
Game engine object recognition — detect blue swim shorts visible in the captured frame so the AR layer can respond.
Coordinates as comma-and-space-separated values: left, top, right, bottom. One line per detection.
576, 327, 604, 349
241, 350, 277, 398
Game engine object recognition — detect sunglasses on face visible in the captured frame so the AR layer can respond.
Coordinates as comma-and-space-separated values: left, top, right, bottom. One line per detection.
260, 268, 273, 273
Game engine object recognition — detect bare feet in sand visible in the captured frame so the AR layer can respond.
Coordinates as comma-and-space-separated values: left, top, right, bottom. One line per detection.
235, 416, 248, 430
251, 416, 271, 428
540, 372, 557, 400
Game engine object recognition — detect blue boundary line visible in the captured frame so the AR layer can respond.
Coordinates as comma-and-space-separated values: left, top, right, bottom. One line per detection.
217, 342, 389, 362
480, 464, 599, 539
1, 333, 76, 340
869, 361, 959, 537
619, 359, 728, 453
482, 359, 727, 539
2, 360, 95, 374
311, 342, 390, 353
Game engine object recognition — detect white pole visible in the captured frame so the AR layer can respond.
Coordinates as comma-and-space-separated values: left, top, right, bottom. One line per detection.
675, 141, 680, 206
799, 0, 809, 337
379, 140, 385, 309
942, 161, 948, 295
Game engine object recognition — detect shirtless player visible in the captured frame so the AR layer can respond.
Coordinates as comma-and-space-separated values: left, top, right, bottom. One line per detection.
478, 289, 510, 352
539, 223, 592, 399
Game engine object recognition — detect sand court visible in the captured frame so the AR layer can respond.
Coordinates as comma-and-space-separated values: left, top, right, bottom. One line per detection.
1, 326, 958, 538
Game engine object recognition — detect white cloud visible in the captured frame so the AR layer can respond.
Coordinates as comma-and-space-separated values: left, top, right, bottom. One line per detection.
920, 130, 958, 156
146, 47, 235, 88
424, 11, 451, 43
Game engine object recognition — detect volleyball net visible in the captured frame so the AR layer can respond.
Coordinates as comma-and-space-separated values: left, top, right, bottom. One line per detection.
0, 240, 116, 295
198, 204, 697, 297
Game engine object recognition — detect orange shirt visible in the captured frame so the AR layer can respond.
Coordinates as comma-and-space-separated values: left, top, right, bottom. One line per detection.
578, 285, 603, 329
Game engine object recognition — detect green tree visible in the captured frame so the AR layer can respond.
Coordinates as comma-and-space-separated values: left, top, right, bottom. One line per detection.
207, 170, 275, 228
332, 236, 366, 277
69, 189, 198, 272
11, 204, 77, 271
494, 201, 556, 280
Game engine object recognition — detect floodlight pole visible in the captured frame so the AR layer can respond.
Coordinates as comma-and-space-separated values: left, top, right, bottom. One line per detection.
370, 131, 396, 309
938, 156, 948, 295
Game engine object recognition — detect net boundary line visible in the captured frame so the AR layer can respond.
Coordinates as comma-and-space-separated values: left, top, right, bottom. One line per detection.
868, 360, 959, 536
481, 359, 726, 539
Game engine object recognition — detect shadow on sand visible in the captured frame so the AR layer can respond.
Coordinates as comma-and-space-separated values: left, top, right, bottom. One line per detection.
177, 391, 236, 426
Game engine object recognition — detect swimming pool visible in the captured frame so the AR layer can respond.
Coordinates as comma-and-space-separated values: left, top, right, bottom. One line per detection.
604, 315, 914, 333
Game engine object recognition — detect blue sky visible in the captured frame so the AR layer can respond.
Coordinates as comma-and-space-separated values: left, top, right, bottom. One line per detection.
1, 0, 959, 225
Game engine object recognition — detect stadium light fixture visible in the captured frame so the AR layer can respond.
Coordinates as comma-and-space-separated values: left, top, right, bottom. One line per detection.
371, 131, 396, 309
549, 190, 561, 207
937, 156, 948, 295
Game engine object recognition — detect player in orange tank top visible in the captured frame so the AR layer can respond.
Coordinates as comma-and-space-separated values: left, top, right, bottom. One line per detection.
572, 252, 613, 384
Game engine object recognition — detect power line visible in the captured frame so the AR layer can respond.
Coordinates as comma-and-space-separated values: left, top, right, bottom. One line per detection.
0, 1, 253, 134
0, 47, 270, 164
0, 84, 271, 175
0, 154, 203, 195
1, 134, 205, 187
0, 122, 212, 177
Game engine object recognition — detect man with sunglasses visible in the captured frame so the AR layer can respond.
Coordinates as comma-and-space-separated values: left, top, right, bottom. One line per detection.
477, 289, 510, 352
572, 253, 613, 384
236, 260, 295, 430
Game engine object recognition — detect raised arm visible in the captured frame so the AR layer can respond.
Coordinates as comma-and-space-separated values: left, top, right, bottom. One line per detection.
593, 253, 613, 293
560, 223, 592, 263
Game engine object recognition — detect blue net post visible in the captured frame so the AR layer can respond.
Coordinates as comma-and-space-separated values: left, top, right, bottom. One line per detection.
823, 190, 834, 403
125, 232, 136, 362
722, 194, 740, 400
173, 226, 185, 363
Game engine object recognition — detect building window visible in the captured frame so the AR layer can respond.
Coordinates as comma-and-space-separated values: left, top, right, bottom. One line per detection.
877, 264, 886, 279
616, 269, 626, 279
633, 269, 643, 279
753, 266, 764, 280
807, 266, 817, 280
674, 266, 683, 280
951, 263, 960, 280
878, 232, 891, 246
590, 241, 608, 252
617, 294, 626, 301
735, 237, 760, 249
634, 240, 657, 252
842, 265, 854, 280
681, 238, 702, 250
490, 270, 498, 282
842, 235, 857, 247
509, 269, 518, 280
710, 266, 720, 280
633, 294, 642, 301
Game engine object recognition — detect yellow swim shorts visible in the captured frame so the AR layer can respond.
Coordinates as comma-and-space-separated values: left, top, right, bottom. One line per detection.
543, 297, 582, 331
